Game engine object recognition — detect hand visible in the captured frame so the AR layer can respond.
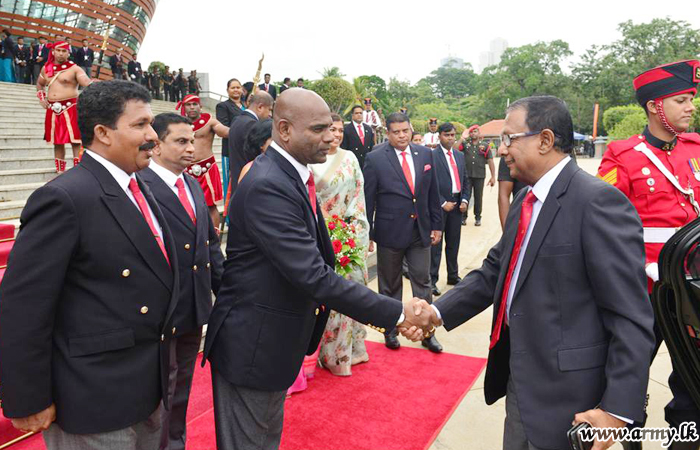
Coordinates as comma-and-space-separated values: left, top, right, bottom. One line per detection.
459, 202, 468, 213
40, 99, 49, 109
11, 404, 56, 433
430, 230, 442, 246
443, 202, 456, 212
368, 241, 375, 253
573, 408, 625, 450
398, 298, 439, 341
488, 177, 495, 187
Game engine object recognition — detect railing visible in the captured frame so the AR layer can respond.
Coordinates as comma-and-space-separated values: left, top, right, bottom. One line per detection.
199, 90, 227, 102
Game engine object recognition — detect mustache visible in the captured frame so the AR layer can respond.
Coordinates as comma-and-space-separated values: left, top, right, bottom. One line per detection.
139, 141, 156, 151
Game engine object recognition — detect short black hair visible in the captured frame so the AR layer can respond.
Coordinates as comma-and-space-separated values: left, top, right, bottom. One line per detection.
351, 105, 363, 114
297, 78, 304, 82
264, 73, 270, 77
330, 113, 343, 123
243, 118, 272, 157
78, 80, 151, 147
438, 122, 455, 134
507, 95, 574, 153
227, 78, 240, 88
385, 112, 410, 130
412, 132, 422, 139
152, 113, 192, 141
283, 77, 291, 83
82, 38, 88, 42
243, 81, 254, 92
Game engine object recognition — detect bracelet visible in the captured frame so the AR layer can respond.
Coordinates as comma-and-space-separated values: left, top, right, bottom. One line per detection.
36, 91, 46, 102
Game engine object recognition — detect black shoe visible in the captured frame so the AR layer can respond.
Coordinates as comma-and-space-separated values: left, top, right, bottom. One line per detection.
421, 335, 443, 353
384, 330, 401, 350
461, 218, 467, 226
432, 285, 441, 296
475, 218, 481, 227
447, 276, 461, 285
402, 270, 410, 279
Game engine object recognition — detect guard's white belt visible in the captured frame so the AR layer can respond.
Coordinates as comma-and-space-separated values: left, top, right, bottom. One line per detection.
643, 227, 678, 244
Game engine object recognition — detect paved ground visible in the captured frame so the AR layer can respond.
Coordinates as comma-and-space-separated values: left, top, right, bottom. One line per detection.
363, 157, 673, 450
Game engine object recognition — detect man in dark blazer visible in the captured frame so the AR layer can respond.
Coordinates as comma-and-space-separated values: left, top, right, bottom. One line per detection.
13, 36, 30, 84
258, 73, 277, 100
140, 113, 224, 450
0, 81, 180, 449
227, 90, 273, 195
364, 111, 443, 352
430, 122, 470, 299
279, 77, 291, 94
31, 35, 49, 84
127, 53, 143, 84
341, 105, 374, 170
75, 38, 95, 78
204, 89, 428, 450
418, 96, 655, 450
109, 47, 124, 80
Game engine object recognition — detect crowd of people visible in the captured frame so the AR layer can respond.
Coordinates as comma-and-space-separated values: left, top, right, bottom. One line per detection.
0, 32, 699, 450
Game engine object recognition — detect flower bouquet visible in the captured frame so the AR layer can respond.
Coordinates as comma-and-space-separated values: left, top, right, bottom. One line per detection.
326, 215, 364, 277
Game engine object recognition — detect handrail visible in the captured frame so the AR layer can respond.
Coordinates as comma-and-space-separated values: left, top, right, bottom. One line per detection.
199, 90, 227, 102
0, 237, 15, 243
0, 431, 36, 449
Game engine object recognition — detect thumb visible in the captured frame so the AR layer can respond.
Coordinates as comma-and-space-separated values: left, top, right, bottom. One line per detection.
413, 301, 423, 316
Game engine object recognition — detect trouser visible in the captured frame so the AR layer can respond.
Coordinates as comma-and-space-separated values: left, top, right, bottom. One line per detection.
377, 226, 432, 336
80, 64, 92, 79
33, 63, 42, 84
161, 329, 202, 450
44, 404, 163, 450
15, 64, 28, 83
465, 177, 485, 220
431, 196, 463, 284
113, 71, 124, 80
503, 378, 548, 450
212, 369, 286, 450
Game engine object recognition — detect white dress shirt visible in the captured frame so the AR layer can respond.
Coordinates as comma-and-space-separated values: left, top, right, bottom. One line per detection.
440, 145, 461, 195
362, 110, 381, 128
270, 141, 310, 186
85, 149, 163, 238
148, 160, 196, 217
393, 146, 415, 186
423, 132, 439, 147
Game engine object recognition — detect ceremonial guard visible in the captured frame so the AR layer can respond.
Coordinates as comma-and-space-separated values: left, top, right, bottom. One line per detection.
422, 118, 440, 149
176, 94, 229, 228
36, 41, 91, 173
598, 59, 700, 450
362, 98, 382, 143
460, 124, 495, 226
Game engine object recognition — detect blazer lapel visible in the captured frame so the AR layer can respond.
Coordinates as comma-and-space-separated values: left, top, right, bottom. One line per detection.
81, 155, 172, 291
384, 147, 413, 197
185, 174, 209, 237
511, 160, 578, 300
142, 169, 196, 233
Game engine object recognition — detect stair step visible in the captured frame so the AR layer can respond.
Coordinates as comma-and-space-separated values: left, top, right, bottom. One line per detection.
0, 182, 45, 202
0, 200, 27, 220
0, 157, 56, 170
0, 169, 56, 185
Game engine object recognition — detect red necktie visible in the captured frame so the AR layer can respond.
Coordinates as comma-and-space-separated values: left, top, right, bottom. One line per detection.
175, 178, 196, 224
401, 151, 414, 195
307, 173, 317, 215
447, 150, 461, 192
490, 190, 537, 349
357, 124, 365, 146
128, 178, 170, 266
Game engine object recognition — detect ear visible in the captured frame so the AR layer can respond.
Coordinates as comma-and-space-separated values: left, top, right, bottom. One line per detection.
277, 119, 291, 143
93, 124, 112, 147
539, 129, 556, 154
646, 100, 658, 116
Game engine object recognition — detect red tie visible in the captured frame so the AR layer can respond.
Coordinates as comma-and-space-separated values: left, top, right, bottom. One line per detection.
128, 178, 170, 266
175, 178, 196, 224
401, 151, 414, 195
490, 190, 537, 349
447, 150, 461, 192
357, 124, 365, 146
307, 173, 317, 216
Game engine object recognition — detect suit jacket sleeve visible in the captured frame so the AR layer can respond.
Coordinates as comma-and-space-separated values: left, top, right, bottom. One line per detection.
207, 214, 224, 296
0, 185, 79, 418
340, 126, 350, 150
244, 179, 402, 328
427, 152, 442, 230
460, 153, 471, 203
215, 102, 231, 127
581, 183, 655, 422
363, 155, 377, 241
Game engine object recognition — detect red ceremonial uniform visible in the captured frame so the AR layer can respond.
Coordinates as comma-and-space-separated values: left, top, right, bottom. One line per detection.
598, 131, 700, 273
43, 61, 82, 145
185, 113, 223, 206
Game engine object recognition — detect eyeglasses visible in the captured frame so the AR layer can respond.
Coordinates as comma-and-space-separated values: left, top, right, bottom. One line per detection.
500, 131, 542, 147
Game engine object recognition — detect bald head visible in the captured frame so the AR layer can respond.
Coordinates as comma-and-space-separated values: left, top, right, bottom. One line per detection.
273, 88, 334, 165
249, 91, 273, 108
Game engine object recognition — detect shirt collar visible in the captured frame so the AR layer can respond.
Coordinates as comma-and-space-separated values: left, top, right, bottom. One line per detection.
440, 145, 453, 154
85, 149, 135, 191
270, 141, 310, 185
149, 160, 184, 187
531, 156, 571, 203
643, 126, 676, 151
246, 109, 258, 120
393, 145, 411, 155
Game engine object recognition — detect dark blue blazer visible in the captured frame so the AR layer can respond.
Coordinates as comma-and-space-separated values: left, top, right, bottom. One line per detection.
364, 142, 442, 249
140, 167, 224, 334
432, 146, 471, 206
203, 147, 402, 391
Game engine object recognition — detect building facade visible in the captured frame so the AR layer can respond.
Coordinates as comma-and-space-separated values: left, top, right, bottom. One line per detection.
0, 0, 156, 78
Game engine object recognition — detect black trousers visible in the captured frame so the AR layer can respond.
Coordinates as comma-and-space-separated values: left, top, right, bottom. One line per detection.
466, 177, 485, 219
431, 196, 462, 284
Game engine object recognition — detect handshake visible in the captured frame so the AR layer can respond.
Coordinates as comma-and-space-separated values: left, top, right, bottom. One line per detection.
397, 298, 443, 342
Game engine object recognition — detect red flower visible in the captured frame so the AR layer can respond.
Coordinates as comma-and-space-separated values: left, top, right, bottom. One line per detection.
328, 222, 336, 230
332, 214, 339, 219
346, 239, 356, 249
332, 240, 343, 254
339, 256, 351, 267
340, 221, 347, 228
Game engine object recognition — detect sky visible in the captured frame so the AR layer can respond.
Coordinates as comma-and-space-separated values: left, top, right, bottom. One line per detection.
137, 0, 700, 98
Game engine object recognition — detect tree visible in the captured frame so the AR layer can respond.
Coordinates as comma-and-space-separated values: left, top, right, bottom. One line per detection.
602, 104, 645, 134
609, 112, 647, 141
148, 61, 166, 74
422, 65, 477, 99
319, 66, 345, 78
309, 77, 355, 113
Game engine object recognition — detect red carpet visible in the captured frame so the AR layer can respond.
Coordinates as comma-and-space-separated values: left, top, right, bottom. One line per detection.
4, 341, 486, 450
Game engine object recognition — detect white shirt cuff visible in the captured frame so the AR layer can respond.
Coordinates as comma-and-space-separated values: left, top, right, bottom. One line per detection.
431, 305, 443, 324
396, 312, 405, 326
608, 412, 633, 425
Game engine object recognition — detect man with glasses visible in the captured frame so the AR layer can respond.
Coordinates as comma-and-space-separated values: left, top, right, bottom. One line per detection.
597, 59, 700, 450
410, 95, 654, 450
364, 112, 443, 351
460, 124, 495, 226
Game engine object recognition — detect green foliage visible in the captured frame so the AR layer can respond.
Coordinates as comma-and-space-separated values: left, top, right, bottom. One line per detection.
320, 67, 345, 78
691, 98, 700, 132
602, 105, 645, 134
608, 112, 647, 141
422, 65, 477, 99
309, 77, 355, 114
148, 61, 166, 74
